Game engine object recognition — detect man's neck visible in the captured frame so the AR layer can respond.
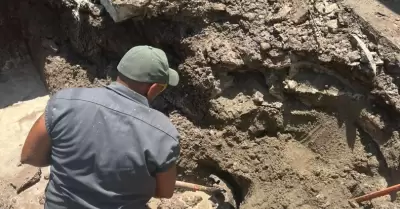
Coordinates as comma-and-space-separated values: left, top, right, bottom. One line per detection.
116, 79, 148, 97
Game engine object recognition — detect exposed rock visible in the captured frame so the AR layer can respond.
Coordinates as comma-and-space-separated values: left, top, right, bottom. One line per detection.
260, 42, 271, 51
244, 12, 256, 21
327, 19, 339, 32
292, 8, 309, 24
347, 51, 361, 62
100, 0, 152, 22
268, 4, 291, 23
325, 3, 339, 14
315, 2, 326, 14
9, 166, 41, 194
252, 91, 264, 105
210, 3, 226, 11
315, 2, 339, 14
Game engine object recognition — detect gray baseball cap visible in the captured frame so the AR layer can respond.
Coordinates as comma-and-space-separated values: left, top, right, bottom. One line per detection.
117, 45, 179, 86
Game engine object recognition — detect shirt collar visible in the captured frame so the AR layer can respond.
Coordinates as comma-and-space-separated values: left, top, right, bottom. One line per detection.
105, 82, 149, 107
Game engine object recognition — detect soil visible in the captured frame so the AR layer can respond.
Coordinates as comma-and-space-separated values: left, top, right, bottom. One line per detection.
0, 95, 50, 209
343, 0, 400, 48
1, 0, 400, 208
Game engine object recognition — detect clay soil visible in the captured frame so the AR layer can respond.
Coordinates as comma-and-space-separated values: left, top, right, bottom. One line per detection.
1, 0, 400, 208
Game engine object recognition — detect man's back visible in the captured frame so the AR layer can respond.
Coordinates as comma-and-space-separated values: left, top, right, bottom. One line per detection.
44, 82, 180, 209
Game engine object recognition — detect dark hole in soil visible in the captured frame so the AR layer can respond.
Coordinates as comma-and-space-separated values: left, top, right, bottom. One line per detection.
210, 169, 246, 208
178, 161, 251, 208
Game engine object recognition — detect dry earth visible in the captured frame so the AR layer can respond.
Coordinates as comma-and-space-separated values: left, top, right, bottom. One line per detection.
1, 0, 400, 208
343, 0, 400, 48
0, 58, 49, 209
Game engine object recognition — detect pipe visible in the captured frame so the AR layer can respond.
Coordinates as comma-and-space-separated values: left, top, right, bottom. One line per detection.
352, 184, 400, 203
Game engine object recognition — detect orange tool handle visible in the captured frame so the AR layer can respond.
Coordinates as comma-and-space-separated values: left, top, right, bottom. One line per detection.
352, 184, 400, 203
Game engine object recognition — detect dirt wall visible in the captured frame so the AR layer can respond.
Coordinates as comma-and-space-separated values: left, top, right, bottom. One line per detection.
2, 0, 400, 208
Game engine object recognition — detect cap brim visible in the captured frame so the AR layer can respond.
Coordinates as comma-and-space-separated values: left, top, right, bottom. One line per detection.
168, 68, 179, 86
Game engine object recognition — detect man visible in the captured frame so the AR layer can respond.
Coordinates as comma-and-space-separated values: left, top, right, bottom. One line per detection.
20, 45, 180, 209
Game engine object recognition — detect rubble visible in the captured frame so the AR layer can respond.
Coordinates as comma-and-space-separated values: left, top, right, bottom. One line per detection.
99, 0, 152, 22
9, 166, 41, 194
326, 19, 338, 31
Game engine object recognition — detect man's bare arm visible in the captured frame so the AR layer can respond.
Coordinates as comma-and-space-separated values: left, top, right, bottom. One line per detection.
20, 113, 52, 167
154, 163, 177, 198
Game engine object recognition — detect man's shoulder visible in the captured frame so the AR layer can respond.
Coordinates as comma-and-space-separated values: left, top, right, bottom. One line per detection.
50, 86, 179, 141
145, 109, 179, 141
52, 86, 105, 99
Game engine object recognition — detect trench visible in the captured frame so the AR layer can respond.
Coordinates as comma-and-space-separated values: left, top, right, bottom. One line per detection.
2, 0, 400, 208
177, 159, 252, 208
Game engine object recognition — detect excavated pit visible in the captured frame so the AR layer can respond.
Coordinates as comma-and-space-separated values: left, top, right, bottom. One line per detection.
1, 0, 400, 208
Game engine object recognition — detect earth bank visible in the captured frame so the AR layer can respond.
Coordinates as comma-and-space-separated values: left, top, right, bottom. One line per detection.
1, 0, 400, 208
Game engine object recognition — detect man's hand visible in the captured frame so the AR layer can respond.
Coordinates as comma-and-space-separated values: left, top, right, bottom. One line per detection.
20, 113, 52, 167
154, 163, 177, 198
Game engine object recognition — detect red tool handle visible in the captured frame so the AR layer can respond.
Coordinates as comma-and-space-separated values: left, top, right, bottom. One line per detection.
352, 184, 400, 203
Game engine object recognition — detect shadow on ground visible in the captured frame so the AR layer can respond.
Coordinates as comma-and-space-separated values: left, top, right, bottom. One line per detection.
0, 60, 48, 108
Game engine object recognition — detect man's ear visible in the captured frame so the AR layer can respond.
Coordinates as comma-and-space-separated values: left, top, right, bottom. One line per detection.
147, 83, 164, 101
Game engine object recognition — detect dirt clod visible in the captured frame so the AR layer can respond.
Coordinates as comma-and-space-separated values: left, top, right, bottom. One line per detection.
9, 166, 41, 194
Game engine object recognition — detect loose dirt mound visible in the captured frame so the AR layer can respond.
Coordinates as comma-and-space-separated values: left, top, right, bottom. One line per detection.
1, 0, 400, 208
